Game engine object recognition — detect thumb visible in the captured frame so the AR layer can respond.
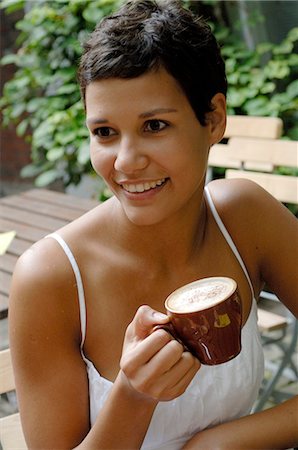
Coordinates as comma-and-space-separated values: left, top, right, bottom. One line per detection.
130, 304, 169, 340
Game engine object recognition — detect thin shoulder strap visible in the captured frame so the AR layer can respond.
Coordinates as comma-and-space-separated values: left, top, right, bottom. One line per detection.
45, 233, 86, 347
204, 186, 255, 298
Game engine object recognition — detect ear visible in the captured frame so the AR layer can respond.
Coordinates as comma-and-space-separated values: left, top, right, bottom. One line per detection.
205, 93, 226, 145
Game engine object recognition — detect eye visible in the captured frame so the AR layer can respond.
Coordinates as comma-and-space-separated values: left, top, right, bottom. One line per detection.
144, 119, 168, 133
93, 127, 117, 139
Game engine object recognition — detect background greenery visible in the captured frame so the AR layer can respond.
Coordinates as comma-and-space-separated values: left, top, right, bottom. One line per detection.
1, 0, 298, 197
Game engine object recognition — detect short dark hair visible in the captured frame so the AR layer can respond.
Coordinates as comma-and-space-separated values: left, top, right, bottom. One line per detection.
78, 0, 227, 125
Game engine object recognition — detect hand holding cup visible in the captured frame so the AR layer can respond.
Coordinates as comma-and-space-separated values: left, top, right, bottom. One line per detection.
157, 277, 242, 365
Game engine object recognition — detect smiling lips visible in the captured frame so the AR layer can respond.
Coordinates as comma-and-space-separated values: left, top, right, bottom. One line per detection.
121, 178, 167, 193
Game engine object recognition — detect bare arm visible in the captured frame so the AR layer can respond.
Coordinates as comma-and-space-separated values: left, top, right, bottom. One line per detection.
182, 396, 298, 449
10, 240, 199, 449
78, 305, 200, 449
210, 178, 298, 314
185, 179, 298, 449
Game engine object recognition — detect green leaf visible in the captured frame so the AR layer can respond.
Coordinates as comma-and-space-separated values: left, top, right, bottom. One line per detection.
0, 54, 18, 65
286, 80, 298, 100
256, 42, 273, 55
56, 129, 77, 145
227, 88, 247, 108
287, 126, 298, 140
16, 119, 29, 136
264, 61, 290, 80
260, 82, 275, 94
47, 147, 64, 162
287, 27, 298, 43
78, 141, 90, 165
27, 98, 45, 113
273, 41, 293, 55
20, 163, 42, 178
35, 170, 61, 187
10, 102, 26, 118
82, 3, 105, 23
0, 0, 24, 13
244, 97, 270, 116
56, 83, 78, 95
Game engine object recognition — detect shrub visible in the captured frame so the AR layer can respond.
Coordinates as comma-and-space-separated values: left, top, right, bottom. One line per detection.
1, 0, 297, 194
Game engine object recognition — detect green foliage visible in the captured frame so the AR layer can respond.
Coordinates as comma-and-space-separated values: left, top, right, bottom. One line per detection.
1, 0, 297, 191
221, 27, 298, 139
0, 0, 124, 188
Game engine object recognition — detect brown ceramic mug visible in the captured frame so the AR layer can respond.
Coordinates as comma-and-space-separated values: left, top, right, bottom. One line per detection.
157, 277, 242, 365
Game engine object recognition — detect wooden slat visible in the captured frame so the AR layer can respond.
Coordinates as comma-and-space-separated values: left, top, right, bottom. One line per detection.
0, 253, 17, 273
257, 308, 287, 332
0, 237, 33, 257
224, 115, 283, 139
0, 271, 12, 296
209, 144, 274, 172
0, 293, 8, 319
209, 138, 297, 172
0, 189, 99, 321
0, 218, 47, 242
0, 413, 27, 450
0, 204, 67, 230
0, 349, 15, 394
1, 195, 87, 222
208, 144, 242, 169
226, 170, 298, 204
229, 137, 298, 168
22, 188, 98, 211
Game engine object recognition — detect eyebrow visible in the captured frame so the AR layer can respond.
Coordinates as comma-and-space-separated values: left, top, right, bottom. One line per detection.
86, 117, 109, 126
86, 108, 178, 126
139, 108, 178, 118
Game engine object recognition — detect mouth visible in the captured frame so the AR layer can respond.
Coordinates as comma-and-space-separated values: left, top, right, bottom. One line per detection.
121, 178, 168, 193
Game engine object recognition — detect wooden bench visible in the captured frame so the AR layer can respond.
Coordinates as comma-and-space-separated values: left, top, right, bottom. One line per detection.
0, 348, 26, 449
0, 189, 99, 449
208, 115, 286, 178
208, 115, 298, 411
223, 115, 283, 140
0, 188, 98, 319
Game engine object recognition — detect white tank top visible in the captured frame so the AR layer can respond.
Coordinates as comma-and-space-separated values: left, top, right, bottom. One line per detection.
46, 186, 264, 450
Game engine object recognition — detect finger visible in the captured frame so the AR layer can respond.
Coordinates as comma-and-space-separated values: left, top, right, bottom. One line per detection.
127, 305, 169, 340
162, 356, 201, 400
160, 352, 200, 394
156, 353, 200, 400
136, 351, 200, 401
146, 338, 185, 374
121, 328, 173, 375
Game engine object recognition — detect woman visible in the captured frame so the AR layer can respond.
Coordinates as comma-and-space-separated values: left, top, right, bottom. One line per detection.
9, 1, 298, 448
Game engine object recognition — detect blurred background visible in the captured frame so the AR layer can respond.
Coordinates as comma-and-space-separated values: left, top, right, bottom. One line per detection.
0, 1, 297, 433
1, 0, 298, 199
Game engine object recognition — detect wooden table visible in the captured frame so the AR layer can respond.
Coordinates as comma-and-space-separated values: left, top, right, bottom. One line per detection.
0, 189, 98, 319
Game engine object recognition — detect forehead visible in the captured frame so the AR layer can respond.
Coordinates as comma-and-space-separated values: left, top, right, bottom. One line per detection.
85, 67, 191, 118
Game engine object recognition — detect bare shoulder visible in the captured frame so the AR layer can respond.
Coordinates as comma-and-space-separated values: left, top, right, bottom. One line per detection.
9, 238, 91, 447
11, 235, 76, 305
207, 178, 298, 313
9, 235, 81, 350
207, 178, 296, 228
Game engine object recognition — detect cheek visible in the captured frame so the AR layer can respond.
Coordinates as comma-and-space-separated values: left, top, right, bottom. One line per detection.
90, 145, 114, 180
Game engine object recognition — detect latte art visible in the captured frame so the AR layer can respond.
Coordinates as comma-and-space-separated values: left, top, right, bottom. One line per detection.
166, 277, 236, 313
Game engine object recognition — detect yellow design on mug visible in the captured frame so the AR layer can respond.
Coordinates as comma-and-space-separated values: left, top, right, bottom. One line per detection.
214, 312, 231, 328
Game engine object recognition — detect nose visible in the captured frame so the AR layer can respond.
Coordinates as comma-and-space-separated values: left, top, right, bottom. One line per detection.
114, 136, 149, 174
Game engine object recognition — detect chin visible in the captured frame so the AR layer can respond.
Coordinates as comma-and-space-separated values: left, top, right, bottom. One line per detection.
121, 205, 166, 227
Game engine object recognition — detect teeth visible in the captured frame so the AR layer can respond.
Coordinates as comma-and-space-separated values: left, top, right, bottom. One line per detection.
123, 178, 166, 193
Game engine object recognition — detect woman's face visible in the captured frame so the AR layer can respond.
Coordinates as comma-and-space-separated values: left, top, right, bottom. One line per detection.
86, 67, 225, 226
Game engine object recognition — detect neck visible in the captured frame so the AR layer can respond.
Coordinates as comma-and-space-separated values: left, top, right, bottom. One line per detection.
111, 185, 207, 269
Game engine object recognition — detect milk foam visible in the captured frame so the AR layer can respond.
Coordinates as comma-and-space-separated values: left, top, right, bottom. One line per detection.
167, 278, 235, 313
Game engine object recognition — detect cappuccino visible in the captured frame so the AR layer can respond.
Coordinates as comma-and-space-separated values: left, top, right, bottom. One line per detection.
166, 277, 236, 313
163, 276, 242, 364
